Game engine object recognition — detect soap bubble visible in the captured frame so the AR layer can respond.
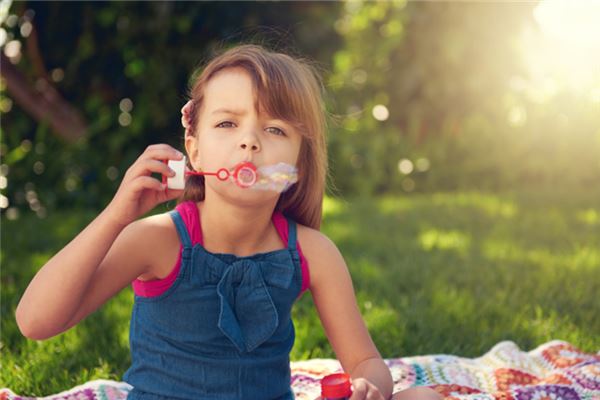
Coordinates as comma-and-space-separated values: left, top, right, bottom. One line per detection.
247, 163, 298, 193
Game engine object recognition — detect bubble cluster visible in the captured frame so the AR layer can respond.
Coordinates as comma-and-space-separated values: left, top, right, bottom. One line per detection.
247, 163, 298, 192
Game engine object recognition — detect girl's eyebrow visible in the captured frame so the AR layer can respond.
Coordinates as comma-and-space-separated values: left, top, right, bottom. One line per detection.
211, 108, 247, 116
211, 108, 288, 124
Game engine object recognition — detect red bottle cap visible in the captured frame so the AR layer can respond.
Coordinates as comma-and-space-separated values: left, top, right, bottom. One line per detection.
321, 373, 352, 399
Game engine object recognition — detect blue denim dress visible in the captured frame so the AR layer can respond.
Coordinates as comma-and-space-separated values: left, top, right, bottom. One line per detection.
123, 208, 303, 399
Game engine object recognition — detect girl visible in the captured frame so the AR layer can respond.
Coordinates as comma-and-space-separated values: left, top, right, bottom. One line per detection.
16, 44, 441, 400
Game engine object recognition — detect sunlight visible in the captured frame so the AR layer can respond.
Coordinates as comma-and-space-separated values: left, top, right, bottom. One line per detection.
534, 0, 600, 49
431, 192, 517, 219
522, 0, 600, 96
418, 228, 471, 255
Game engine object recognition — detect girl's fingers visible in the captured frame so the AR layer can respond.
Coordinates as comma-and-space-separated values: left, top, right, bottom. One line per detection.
163, 187, 184, 201
131, 176, 165, 193
126, 145, 182, 177
349, 379, 384, 400
138, 144, 183, 163
119, 145, 182, 193
129, 159, 175, 180
350, 382, 367, 399
147, 158, 176, 176
369, 391, 385, 400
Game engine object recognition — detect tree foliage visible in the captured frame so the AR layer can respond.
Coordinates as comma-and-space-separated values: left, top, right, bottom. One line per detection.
2, 1, 599, 217
326, 1, 600, 194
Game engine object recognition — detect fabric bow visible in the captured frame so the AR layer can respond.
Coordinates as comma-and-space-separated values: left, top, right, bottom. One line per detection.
211, 253, 294, 352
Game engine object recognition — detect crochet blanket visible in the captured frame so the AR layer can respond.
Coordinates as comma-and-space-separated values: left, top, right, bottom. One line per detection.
2, 340, 598, 400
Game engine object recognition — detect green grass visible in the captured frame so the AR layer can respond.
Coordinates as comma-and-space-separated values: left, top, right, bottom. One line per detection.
2, 190, 599, 394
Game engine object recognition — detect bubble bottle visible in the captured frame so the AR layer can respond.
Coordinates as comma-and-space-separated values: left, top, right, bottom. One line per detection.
321, 373, 353, 400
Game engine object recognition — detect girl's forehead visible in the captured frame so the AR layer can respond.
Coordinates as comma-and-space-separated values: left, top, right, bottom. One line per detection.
200, 67, 298, 127
201, 98, 269, 121
202, 69, 261, 114
202, 93, 282, 123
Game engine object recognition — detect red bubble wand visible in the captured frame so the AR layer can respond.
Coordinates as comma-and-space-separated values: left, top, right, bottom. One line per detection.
163, 159, 257, 189
185, 161, 257, 188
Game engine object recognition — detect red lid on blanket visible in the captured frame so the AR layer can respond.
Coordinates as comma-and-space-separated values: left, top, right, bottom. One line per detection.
321, 373, 352, 399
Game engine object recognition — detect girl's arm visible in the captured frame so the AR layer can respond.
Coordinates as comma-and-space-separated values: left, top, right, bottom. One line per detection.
300, 226, 393, 400
16, 144, 183, 340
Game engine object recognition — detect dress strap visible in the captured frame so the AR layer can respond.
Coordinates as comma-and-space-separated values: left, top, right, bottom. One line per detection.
169, 209, 192, 248
286, 216, 297, 253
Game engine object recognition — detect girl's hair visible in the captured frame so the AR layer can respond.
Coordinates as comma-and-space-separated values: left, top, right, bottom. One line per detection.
181, 44, 328, 230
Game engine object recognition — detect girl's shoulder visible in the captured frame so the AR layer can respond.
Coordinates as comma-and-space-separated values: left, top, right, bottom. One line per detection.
126, 211, 180, 281
296, 224, 347, 290
296, 223, 334, 251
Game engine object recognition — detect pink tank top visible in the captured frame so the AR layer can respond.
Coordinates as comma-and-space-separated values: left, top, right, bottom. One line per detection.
132, 201, 310, 298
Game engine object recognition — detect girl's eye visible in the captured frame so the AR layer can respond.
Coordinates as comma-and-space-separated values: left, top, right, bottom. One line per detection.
216, 121, 235, 128
266, 127, 286, 136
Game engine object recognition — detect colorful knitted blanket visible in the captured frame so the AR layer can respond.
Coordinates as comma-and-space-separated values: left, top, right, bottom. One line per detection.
2, 340, 598, 400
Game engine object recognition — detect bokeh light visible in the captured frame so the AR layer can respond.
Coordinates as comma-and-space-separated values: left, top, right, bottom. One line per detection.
372, 104, 389, 121
119, 98, 133, 112
398, 158, 413, 175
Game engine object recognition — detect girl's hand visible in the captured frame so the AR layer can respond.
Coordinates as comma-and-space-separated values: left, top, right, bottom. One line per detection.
391, 387, 444, 400
349, 378, 385, 400
315, 378, 385, 400
105, 144, 184, 227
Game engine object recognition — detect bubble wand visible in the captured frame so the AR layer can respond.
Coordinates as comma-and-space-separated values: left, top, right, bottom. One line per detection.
163, 156, 298, 193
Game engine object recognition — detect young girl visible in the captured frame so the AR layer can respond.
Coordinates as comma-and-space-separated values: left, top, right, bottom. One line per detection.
16, 45, 441, 400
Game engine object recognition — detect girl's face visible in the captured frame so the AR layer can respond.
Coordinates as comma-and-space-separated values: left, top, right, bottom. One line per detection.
185, 67, 302, 203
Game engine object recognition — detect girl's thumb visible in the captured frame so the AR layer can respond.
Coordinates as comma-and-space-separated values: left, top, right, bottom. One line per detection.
164, 187, 184, 202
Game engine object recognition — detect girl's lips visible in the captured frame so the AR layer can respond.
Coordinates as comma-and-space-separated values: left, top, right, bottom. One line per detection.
231, 160, 257, 169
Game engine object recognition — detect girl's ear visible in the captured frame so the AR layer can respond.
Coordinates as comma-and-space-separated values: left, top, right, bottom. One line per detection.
184, 134, 202, 172
180, 100, 194, 136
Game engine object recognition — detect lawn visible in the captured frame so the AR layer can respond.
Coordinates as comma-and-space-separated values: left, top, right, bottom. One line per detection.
2, 190, 599, 395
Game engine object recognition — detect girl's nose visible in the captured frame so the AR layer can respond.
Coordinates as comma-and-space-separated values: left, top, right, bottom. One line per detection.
239, 135, 260, 152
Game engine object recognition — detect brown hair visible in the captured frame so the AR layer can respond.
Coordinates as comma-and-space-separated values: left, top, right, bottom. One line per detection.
181, 44, 328, 230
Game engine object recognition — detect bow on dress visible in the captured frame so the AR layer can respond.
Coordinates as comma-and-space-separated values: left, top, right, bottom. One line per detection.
203, 251, 295, 353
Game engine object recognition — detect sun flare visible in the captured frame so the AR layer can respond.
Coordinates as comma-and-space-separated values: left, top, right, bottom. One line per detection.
523, 0, 600, 96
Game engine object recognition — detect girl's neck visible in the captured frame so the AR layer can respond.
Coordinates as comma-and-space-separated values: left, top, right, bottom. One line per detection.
198, 195, 280, 257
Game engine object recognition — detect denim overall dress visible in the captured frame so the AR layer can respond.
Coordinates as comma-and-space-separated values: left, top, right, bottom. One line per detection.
123, 205, 304, 399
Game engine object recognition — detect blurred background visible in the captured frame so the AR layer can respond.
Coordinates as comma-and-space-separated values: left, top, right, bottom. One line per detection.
1, 0, 599, 394
2, 1, 599, 212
